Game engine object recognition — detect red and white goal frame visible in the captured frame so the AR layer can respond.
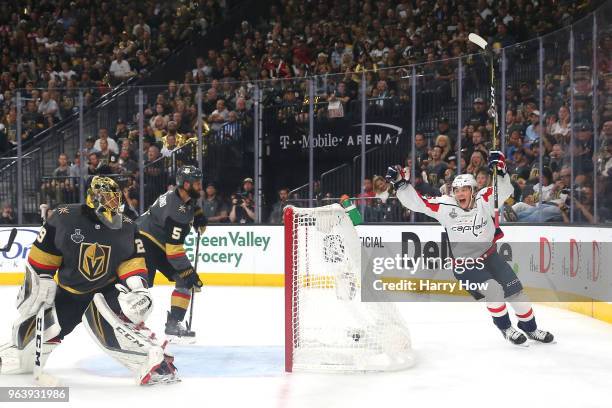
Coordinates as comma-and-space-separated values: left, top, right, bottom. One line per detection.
284, 205, 296, 372
283, 204, 414, 373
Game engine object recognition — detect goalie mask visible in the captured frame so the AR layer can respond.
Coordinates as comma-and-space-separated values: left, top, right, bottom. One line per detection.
86, 176, 123, 229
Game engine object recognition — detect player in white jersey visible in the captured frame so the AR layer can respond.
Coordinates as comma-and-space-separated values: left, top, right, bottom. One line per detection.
386, 151, 554, 345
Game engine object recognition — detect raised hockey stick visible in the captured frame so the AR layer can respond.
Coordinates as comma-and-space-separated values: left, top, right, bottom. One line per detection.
468, 33, 500, 227
0, 228, 17, 252
186, 230, 201, 332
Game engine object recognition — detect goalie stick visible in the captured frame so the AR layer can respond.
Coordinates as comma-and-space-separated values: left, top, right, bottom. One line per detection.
29, 204, 60, 386
468, 33, 500, 227
0, 228, 17, 252
34, 307, 61, 387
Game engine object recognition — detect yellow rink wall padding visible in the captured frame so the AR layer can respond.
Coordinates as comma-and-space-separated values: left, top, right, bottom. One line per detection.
153, 272, 284, 287
1, 272, 610, 324
0, 272, 284, 287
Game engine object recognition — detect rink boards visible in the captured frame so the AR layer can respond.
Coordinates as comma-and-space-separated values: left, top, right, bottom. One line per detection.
0, 224, 611, 323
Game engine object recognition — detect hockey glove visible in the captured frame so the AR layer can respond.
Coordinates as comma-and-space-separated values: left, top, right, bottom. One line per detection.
116, 284, 153, 324
177, 267, 203, 292
488, 151, 506, 176
385, 165, 410, 190
193, 207, 208, 235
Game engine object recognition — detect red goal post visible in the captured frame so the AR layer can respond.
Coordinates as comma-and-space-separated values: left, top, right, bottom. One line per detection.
283, 204, 414, 373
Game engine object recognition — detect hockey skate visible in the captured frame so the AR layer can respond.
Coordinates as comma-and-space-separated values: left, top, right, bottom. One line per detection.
165, 312, 196, 344
501, 326, 528, 346
141, 353, 180, 386
524, 329, 555, 344
0, 340, 59, 374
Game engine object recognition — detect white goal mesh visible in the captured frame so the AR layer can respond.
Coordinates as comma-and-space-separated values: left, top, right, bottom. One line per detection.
284, 204, 414, 372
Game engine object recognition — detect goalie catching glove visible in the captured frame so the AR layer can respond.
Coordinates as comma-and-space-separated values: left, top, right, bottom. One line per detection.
488, 151, 507, 176
385, 165, 410, 190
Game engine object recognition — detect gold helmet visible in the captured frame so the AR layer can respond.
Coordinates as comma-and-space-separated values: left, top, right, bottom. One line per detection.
86, 176, 123, 229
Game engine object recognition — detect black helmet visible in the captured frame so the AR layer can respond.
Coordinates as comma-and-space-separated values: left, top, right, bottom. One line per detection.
176, 165, 203, 187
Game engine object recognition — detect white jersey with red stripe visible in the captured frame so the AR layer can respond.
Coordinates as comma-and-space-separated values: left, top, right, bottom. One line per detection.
395, 174, 514, 259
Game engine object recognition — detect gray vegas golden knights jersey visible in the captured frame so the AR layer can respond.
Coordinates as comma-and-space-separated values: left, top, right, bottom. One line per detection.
27, 204, 147, 294
136, 189, 195, 272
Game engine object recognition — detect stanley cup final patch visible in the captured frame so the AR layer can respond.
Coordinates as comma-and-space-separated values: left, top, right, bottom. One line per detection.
71, 229, 85, 243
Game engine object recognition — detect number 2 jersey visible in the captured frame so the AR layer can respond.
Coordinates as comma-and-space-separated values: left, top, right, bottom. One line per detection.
27, 204, 148, 294
135, 189, 196, 274
395, 174, 514, 259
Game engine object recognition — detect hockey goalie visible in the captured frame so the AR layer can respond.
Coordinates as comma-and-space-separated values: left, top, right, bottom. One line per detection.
0, 176, 178, 385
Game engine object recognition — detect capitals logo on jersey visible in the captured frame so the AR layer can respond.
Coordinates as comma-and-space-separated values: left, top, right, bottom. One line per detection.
450, 214, 489, 237
78, 243, 112, 281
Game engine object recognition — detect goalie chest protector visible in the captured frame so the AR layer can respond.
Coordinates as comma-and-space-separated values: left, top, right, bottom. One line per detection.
33, 204, 140, 294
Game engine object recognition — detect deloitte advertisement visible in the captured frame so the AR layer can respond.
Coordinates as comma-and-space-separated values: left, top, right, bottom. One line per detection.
357, 225, 612, 303
1, 225, 612, 301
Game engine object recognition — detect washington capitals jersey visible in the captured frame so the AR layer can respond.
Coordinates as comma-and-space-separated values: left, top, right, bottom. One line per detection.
136, 189, 195, 272
396, 174, 514, 258
27, 204, 147, 294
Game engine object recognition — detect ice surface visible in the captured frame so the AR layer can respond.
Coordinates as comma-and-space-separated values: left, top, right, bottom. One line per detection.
0, 285, 611, 408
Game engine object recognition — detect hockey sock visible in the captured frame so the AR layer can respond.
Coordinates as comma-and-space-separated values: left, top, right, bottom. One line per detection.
486, 303, 511, 330
169, 288, 191, 321
482, 280, 511, 330
507, 292, 537, 332
515, 310, 537, 333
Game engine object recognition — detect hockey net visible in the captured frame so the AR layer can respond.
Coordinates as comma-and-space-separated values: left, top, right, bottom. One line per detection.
284, 204, 414, 372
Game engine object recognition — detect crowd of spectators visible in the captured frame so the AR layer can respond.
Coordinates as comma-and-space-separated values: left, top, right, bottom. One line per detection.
130, 0, 607, 225
315, 62, 612, 223
228, 0, 608, 224
0, 0, 226, 152
25, 0, 597, 160
153, 0, 601, 126
41, 124, 262, 224
2, 0, 610, 225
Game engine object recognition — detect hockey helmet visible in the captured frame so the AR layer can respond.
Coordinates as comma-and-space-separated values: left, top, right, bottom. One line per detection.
86, 176, 123, 229
451, 174, 477, 191
176, 165, 203, 187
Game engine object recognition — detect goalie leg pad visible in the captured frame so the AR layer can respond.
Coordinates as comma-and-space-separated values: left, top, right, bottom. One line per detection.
16, 264, 57, 317
12, 306, 61, 350
0, 339, 59, 375
83, 293, 178, 385
1, 307, 60, 374
13, 266, 60, 346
